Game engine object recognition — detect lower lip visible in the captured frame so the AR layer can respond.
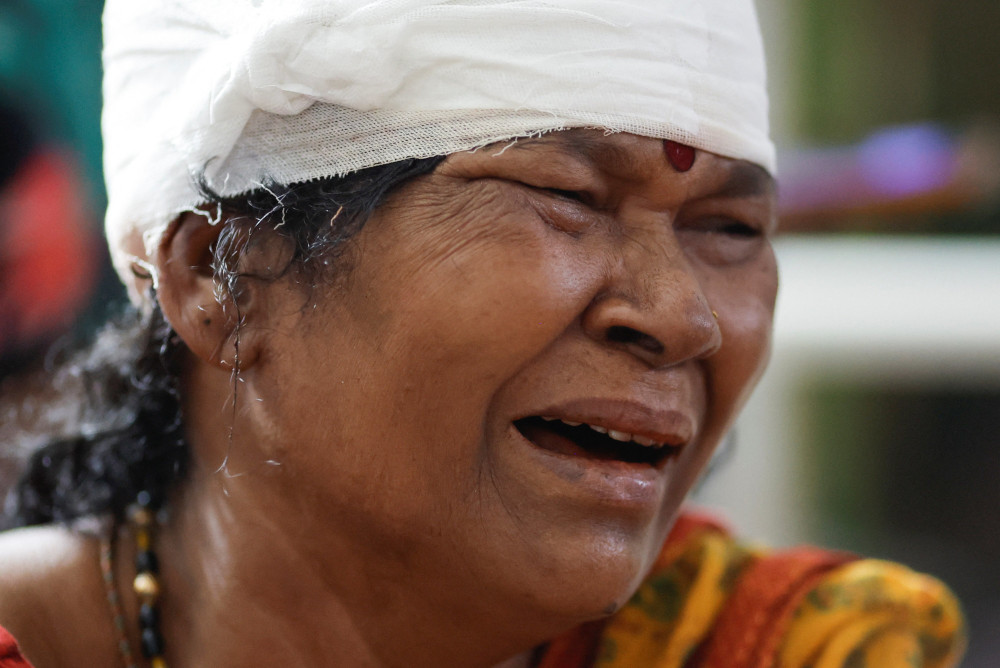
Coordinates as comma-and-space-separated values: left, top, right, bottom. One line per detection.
507, 423, 677, 514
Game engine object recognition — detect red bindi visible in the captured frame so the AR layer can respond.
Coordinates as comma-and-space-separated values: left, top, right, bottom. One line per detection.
664, 140, 696, 172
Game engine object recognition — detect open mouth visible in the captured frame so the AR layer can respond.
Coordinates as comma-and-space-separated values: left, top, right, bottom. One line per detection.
514, 416, 674, 466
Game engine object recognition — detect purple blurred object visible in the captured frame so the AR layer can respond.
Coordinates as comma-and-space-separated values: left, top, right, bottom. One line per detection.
778, 123, 962, 217
857, 124, 958, 197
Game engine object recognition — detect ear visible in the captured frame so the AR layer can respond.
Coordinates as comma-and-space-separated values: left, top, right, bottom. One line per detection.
154, 211, 262, 371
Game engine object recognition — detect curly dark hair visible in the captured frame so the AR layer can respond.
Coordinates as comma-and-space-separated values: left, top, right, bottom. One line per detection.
5, 156, 445, 527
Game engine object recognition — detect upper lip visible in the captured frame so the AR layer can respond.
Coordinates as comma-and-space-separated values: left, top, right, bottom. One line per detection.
520, 398, 695, 449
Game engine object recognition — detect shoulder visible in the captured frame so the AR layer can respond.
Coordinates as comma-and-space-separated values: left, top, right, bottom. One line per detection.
0, 525, 113, 668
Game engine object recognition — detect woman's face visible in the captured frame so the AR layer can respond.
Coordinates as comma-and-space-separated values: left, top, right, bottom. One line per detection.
233, 130, 777, 629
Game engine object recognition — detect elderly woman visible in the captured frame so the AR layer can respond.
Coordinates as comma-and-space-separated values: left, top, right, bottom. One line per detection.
0, 1, 965, 667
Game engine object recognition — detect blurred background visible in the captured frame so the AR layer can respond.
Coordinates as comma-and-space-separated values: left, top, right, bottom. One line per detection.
0, 0, 110, 483
0, 0, 998, 664
696, 2, 1000, 666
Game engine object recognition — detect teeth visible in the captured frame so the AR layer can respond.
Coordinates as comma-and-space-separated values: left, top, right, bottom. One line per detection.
537, 416, 665, 449
542, 417, 583, 427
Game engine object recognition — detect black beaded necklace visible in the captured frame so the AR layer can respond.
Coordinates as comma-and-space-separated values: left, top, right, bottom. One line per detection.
102, 492, 168, 668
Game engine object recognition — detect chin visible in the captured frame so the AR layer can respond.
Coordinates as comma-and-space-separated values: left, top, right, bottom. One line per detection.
501, 519, 671, 626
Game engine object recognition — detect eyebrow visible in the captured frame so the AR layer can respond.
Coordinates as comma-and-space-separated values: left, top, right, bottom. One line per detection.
511, 132, 775, 198
511, 132, 602, 162
511, 133, 649, 180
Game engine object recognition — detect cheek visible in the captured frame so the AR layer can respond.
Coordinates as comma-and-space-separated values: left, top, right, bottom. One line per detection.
358, 217, 604, 383
655, 259, 776, 514
707, 256, 778, 418
279, 216, 607, 497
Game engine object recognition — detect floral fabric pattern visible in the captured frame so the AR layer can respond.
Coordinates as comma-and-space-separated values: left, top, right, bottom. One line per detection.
539, 512, 966, 668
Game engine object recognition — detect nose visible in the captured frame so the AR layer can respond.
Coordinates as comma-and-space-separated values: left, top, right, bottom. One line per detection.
581, 243, 722, 368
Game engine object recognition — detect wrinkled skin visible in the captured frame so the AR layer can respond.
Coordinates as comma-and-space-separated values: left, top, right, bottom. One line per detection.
163, 130, 778, 667
0, 130, 778, 668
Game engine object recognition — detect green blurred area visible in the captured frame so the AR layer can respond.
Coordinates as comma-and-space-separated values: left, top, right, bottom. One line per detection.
790, 0, 1000, 235
0, 0, 124, 334
798, 0, 1000, 141
0, 0, 105, 208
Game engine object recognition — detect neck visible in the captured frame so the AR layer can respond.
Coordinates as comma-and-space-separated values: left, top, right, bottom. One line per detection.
146, 464, 544, 668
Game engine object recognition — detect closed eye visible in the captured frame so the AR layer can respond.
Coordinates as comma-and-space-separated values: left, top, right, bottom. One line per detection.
676, 214, 769, 265
503, 178, 588, 204
715, 220, 762, 238
508, 180, 597, 237
541, 187, 588, 203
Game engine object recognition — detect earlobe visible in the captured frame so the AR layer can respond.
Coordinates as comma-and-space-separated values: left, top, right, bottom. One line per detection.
154, 211, 262, 371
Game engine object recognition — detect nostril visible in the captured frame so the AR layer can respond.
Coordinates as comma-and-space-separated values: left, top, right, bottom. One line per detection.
606, 325, 665, 356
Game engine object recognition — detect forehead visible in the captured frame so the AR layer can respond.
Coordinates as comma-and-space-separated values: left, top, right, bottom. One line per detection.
507, 130, 775, 199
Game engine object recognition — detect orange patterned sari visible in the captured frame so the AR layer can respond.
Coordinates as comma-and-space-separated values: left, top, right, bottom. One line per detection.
539, 512, 966, 668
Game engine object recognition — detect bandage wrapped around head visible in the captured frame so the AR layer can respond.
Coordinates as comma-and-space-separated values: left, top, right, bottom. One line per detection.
102, 0, 774, 299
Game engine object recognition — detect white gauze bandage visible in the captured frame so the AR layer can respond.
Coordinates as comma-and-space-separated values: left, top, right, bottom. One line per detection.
102, 0, 773, 295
